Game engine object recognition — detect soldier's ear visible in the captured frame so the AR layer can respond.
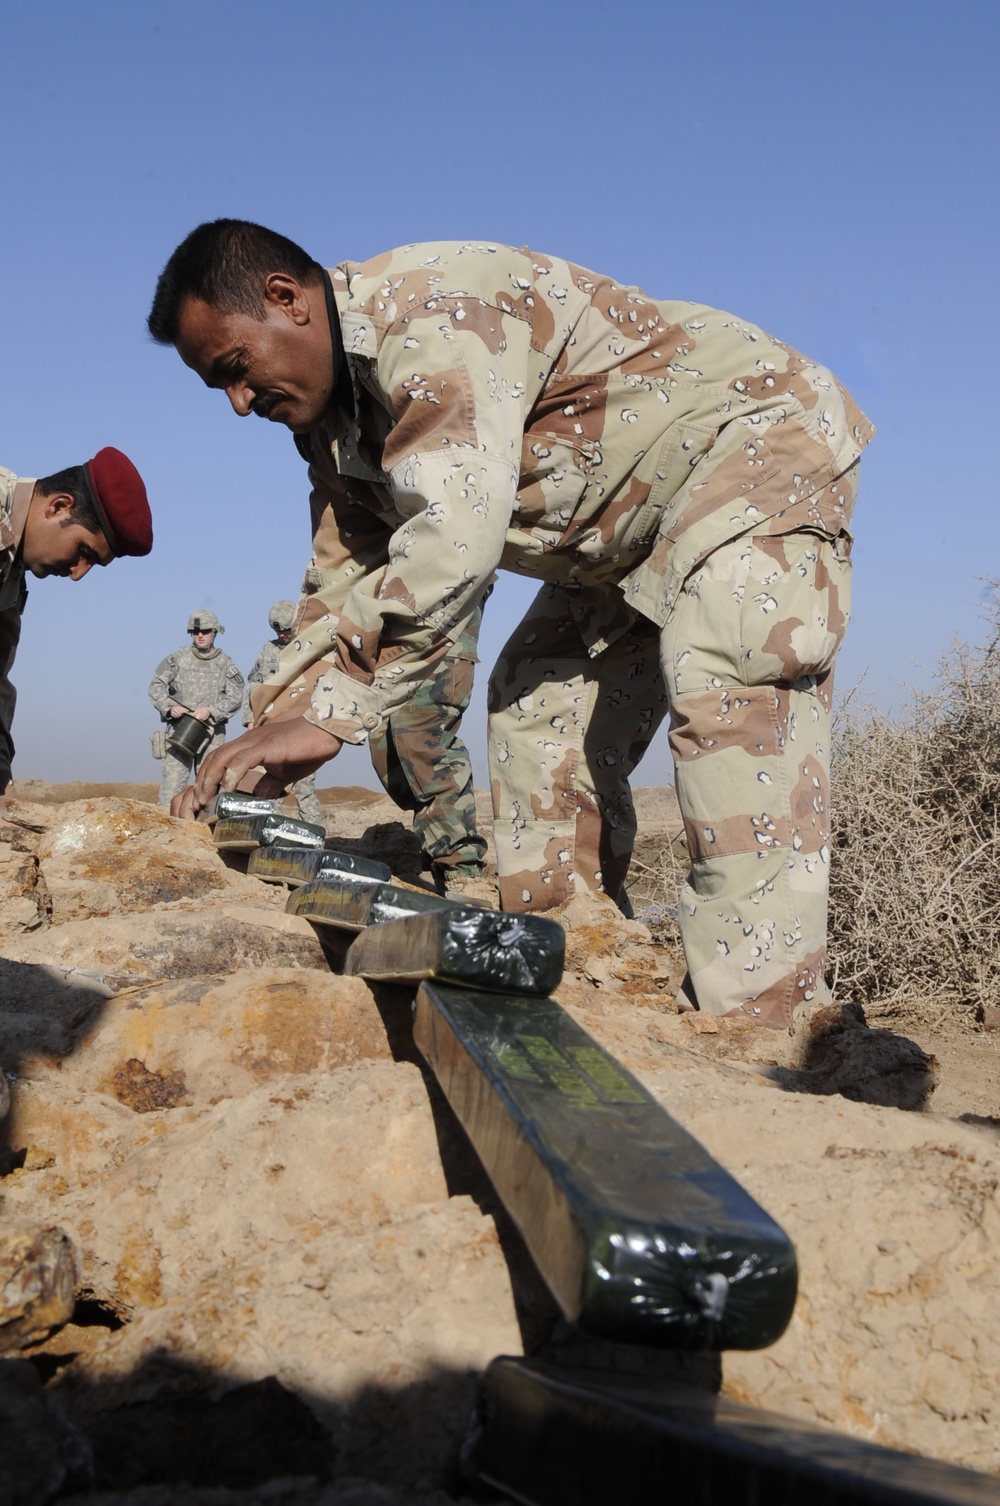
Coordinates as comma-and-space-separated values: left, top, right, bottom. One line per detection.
44, 492, 75, 521
263, 272, 314, 326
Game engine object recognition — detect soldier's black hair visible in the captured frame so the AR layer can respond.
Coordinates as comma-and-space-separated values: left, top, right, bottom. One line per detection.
35, 466, 102, 534
147, 219, 323, 344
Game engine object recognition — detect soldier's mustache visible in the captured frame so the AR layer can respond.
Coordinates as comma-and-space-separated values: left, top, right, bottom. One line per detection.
250, 393, 282, 419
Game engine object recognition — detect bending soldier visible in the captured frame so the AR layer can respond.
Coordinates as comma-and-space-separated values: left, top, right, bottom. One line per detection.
0, 448, 152, 807
149, 222, 873, 1029
148, 609, 244, 808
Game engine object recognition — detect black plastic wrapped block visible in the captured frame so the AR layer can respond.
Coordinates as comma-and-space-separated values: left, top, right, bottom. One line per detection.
248, 845, 392, 887
287, 877, 484, 931
200, 792, 280, 826
285, 876, 385, 931
467, 1358, 1000, 1506
345, 908, 564, 995
286, 877, 452, 930
413, 982, 797, 1351
367, 882, 486, 926
213, 814, 326, 853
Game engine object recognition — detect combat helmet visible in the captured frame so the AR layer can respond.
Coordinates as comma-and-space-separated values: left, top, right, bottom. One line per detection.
268, 600, 297, 633
188, 609, 223, 634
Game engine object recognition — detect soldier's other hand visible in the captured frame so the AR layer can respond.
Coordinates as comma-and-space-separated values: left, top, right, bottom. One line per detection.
191, 718, 342, 811
193, 706, 212, 721
170, 787, 199, 820
169, 705, 186, 719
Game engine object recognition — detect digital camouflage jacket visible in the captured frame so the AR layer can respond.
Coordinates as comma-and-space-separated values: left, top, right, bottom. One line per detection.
148, 643, 244, 729
253, 242, 874, 746
243, 637, 283, 726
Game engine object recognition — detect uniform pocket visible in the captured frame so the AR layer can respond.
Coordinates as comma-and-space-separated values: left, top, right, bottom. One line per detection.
661, 526, 853, 697
738, 528, 852, 686
626, 421, 718, 550
515, 432, 592, 532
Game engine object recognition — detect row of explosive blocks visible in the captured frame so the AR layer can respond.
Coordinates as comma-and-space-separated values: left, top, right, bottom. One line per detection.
205, 791, 796, 1356
202, 794, 1000, 1506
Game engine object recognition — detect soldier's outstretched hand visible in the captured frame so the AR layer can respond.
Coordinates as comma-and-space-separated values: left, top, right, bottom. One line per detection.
176, 717, 342, 818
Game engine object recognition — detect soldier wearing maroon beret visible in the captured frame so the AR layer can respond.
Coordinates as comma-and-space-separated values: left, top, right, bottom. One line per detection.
0, 446, 153, 802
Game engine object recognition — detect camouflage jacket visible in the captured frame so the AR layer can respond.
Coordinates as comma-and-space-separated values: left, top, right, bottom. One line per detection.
0, 466, 35, 788
148, 643, 244, 728
254, 242, 874, 747
242, 638, 282, 726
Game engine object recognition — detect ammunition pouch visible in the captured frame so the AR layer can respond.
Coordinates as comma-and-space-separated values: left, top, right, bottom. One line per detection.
151, 729, 167, 761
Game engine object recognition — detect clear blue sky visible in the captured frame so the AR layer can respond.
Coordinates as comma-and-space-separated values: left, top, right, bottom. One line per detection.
3, 0, 997, 787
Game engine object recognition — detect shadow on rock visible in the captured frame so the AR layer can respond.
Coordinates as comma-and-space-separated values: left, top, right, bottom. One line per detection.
6, 1323, 722, 1506
2, 1346, 514, 1503
0, 959, 112, 1164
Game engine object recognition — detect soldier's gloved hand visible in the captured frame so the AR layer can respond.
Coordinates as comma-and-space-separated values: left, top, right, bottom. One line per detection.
189, 717, 342, 814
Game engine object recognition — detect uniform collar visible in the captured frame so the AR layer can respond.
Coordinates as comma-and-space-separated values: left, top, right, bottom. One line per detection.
9, 477, 36, 552
322, 268, 351, 416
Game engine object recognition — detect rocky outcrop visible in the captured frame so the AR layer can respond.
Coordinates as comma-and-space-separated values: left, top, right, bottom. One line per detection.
0, 1220, 77, 1354
0, 793, 998, 1499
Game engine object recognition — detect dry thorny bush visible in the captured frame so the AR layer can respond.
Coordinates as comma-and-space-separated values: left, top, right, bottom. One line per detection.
630, 588, 1000, 1027
828, 593, 1000, 1026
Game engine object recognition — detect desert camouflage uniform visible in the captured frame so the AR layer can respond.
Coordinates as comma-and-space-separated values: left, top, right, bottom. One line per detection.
149, 643, 244, 807
243, 636, 324, 826
254, 242, 873, 1026
0, 467, 33, 791
248, 444, 488, 883
251, 596, 487, 879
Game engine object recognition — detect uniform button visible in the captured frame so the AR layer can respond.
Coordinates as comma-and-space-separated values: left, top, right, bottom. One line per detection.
361, 712, 380, 729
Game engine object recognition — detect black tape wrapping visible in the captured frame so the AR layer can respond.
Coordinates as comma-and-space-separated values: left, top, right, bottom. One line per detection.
286, 878, 460, 931
413, 982, 797, 1351
213, 813, 326, 852
249, 845, 391, 886
202, 791, 279, 825
467, 1359, 999, 1505
346, 907, 564, 995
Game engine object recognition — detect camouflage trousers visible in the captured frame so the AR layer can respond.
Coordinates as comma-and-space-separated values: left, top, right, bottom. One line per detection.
156, 727, 226, 807
288, 773, 324, 827
368, 608, 487, 881
489, 468, 858, 1029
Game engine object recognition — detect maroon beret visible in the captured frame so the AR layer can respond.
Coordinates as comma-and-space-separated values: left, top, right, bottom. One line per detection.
83, 447, 153, 557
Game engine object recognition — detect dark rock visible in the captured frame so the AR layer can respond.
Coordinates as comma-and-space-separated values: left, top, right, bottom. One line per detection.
0, 1357, 92, 1503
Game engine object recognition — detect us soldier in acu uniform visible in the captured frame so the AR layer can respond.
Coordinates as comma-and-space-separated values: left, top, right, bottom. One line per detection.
148, 221, 874, 1031
148, 610, 244, 808
0, 447, 152, 807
